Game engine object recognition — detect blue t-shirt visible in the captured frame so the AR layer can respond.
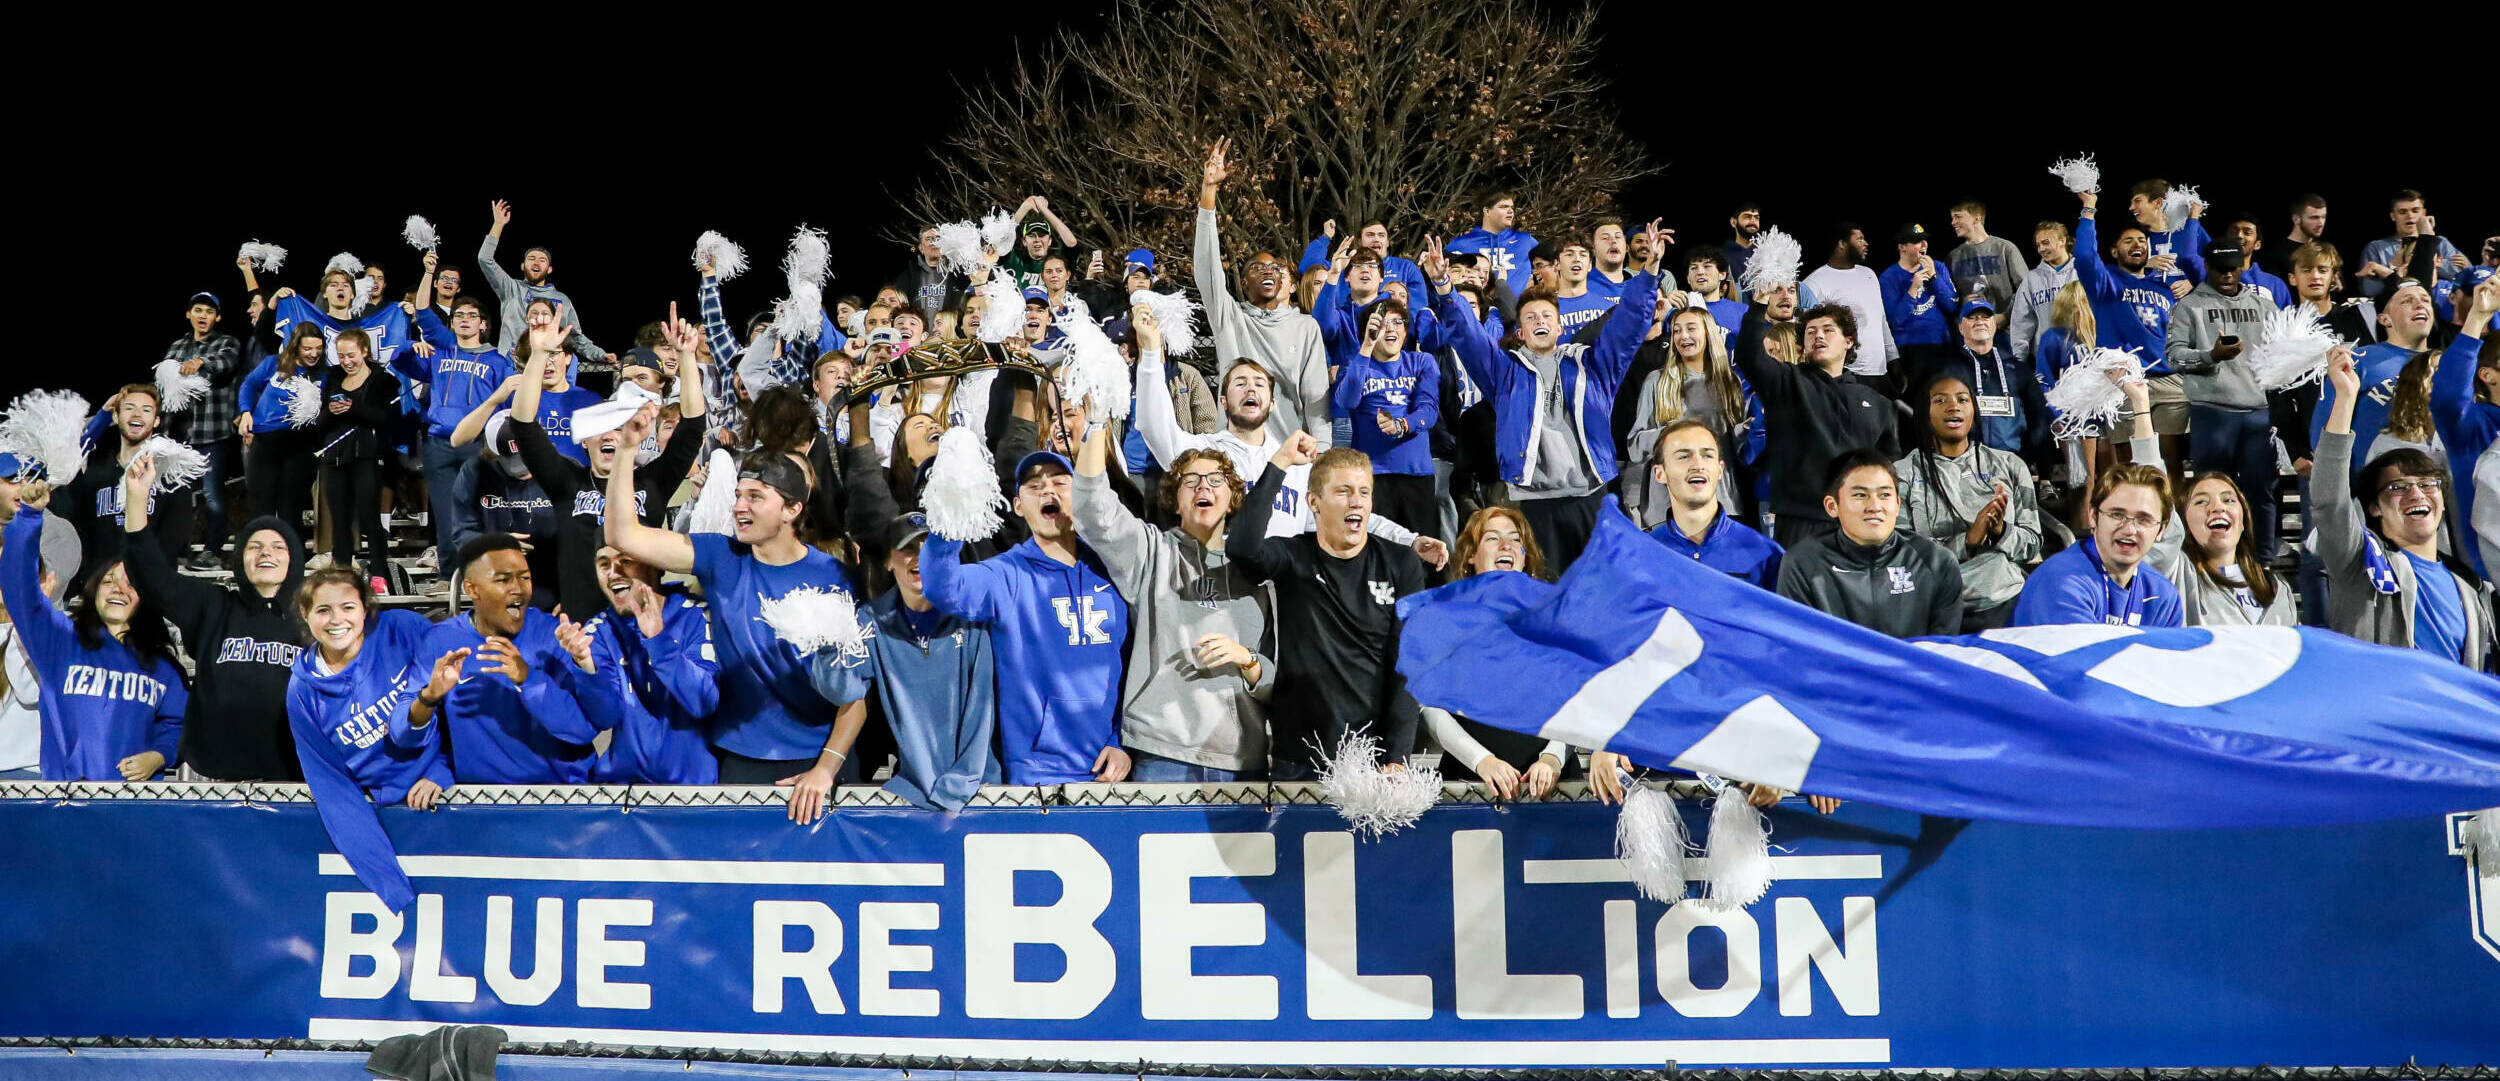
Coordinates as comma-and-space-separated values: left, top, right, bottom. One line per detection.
1555, 289, 1616, 337
2311, 342, 2420, 476
533, 386, 604, 466
2405, 551, 2467, 664
691, 533, 854, 761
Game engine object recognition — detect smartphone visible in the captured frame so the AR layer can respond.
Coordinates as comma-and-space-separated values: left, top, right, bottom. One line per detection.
2218, 335, 2239, 346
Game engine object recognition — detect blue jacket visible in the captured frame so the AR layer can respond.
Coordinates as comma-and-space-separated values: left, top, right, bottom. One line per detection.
1879, 261, 1961, 347
585, 591, 721, 785
1647, 510, 1784, 587
237, 356, 320, 433
921, 533, 1127, 785
2312, 340, 2425, 479
1447, 226, 1540, 298
2146, 218, 2210, 288
1331, 346, 1441, 477
808, 590, 1000, 810
288, 608, 449, 912
690, 533, 854, 761
1, 510, 185, 780
2074, 216, 2178, 375
412, 609, 610, 784
2009, 537, 2184, 628
409, 310, 518, 440
1433, 271, 1661, 489
2240, 263, 2294, 310
2428, 329, 2498, 577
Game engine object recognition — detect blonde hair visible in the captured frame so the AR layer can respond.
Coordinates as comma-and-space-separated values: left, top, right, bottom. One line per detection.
1762, 322, 1802, 365
2049, 281, 2096, 357
1651, 308, 1748, 435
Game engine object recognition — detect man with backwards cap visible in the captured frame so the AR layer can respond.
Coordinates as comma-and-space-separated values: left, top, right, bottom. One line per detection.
604, 429, 863, 814
920, 446, 1132, 786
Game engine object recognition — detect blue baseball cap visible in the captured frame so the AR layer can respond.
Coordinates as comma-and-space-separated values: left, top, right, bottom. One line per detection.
1123, 249, 1156, 276
1961, 294, 1999, 318
187, 291, 221, 311
2435, 266, 2493, 322
1022, 286, 1049, 303
1014, 450, 1073, 485
0, 451, 27, 479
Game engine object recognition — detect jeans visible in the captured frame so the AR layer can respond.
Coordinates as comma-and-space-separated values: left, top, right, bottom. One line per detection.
191, 437, 239, 555
1126, 750, 1261, 783
423, 436, 479, 558
2188, 404, 2278, 559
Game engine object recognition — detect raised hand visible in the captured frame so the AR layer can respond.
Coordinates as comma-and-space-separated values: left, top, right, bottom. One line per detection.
1636, 219, 1668, 264
1270, 429, 1319, 468
1418, 237, 1449, 289
1322, 219, 1337, 239
2326, 344, 2359, 398
526, 303, 571, 354
1201, 138, 1231, 189
122, 453, 157, 499
1130, 303, 1162, 352
479, 635, 530, 686
421, 648, 471, 705
554, 615, 595, 673
489, 199, 512, 229
422, 249, 438, 274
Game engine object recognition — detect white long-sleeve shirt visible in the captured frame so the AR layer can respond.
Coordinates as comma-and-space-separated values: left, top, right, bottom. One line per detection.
1802, 263, 1896, 374
1132, 350, 1415, 545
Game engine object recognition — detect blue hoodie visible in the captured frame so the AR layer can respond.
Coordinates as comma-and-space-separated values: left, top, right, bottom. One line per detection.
408, 309, 518, 440
1647, 510, 1785, 587
237, 355, 321, 433
2073, 215, 2178, 375
1432, 271, 1661, 490
808, 589, 1000, 810
2311, 340, 2425, 480
1330, 345, 1441, 476
690, 533, 854, 762
2009, 537, 2184, 628
585, 591, 721, 785
921, 532, 1128, 785
1, 510, 185, 780
1879, 260, 1961, 348
288, 608, 450, 912
1448, 226, 1540, 298
412, 608, 611, 784
2428, 329, 2497, 576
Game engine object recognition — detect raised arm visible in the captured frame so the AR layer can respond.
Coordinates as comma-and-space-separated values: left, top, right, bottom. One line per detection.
116, 459, 218, 636
602, 439, 696, 574
2311, 346, 2368, 569
448, 375, 523, 449
478, 200, 517, 300
2430, 280, 2497, 451
1226, 436, 1315, 584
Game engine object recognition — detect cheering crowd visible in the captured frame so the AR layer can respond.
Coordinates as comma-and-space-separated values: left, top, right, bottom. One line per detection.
1, 141, 2494, 838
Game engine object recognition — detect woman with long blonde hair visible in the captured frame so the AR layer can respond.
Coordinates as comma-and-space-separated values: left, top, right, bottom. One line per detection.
2037, 281, 2104, 530
1618, 307, 1758, 528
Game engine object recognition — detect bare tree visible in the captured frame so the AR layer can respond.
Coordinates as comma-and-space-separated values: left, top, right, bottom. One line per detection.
908, 0, 1656, 284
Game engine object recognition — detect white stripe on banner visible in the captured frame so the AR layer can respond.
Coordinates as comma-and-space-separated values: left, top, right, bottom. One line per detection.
315, 854, 944, 887
1522, 854, 1885, 885
1537, 609, 1701, 749
307, 1018, 1891, 1066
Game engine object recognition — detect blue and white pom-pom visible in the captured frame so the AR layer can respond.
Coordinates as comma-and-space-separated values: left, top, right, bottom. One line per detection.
1616, 782, 1691, 903
758, 586, 874, 660
278, 375, 323, 428
133, 436, 209, 493
784, 224, 831, 287
2045, 347, 2142, 438
2046, 153, 2100, 194
935, 220, 987, 278
1698, 787, 1773, 910
1738, 227, 1802, 295
693, 230, 748, 281
2162, 184, 2203, 230
1129, 288, 1202, 355
2246, 303, 2345, 391
1317, 729, 1440, 840
687, 449, 739, 536
237, 240, 287, 272
923, 427, 1008, 542
0, 389, 93, 484
403, 215, 438, 251
1058, 315, 1131, 422
977, 277, 1023, 344
152, 358, 210, 413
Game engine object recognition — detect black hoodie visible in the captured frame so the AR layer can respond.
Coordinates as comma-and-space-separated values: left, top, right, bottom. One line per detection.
125, 513, 309, 780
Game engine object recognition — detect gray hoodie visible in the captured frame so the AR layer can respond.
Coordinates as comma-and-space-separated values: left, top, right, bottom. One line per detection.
1071, 470, 1276, 771
1195, 209, 1333, 448
2313, 430, 2494, 665
2165, 280, 2273, 409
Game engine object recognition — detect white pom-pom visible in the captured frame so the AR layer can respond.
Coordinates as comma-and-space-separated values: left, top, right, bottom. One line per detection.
1129, 289, 1202, 356
1698, 789, 1773, 910
325, 251, 365, 278
278, 375, 322, 428
237, 240, 287, 272
403, 215, 438, 251
1059, 316, 1131, 422
133, 436, 208, 493
693, 231, 748, 281
772, 281, 824, 347
1738, 227, 1802, 294
979, 209, 1017, 255
688, 449, 738, 536
784, 225, 831, 287
2245, 303, 2346, 391
2044, 347, 2143, 439
1316, 729, 1440, 840
152, 358, 210, 413
0, 389, 94, 484
2162, 184, 2202, 231
977, 277, 1023, 344
922, 427, 1008, 542
2046, 153, 2100, 194
352, 275, 377, 311
2466, 808, 2500, 880
934, 221, 986, 278
758, 586, 874, 659
1616, 784, 1691, 903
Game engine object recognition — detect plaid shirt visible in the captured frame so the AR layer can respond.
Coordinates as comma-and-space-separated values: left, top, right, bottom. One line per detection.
162, 332, 243, 445
698, 272, 813, 447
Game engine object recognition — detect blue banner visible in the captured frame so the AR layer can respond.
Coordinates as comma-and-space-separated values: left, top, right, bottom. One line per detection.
0, 794, 2493, 1068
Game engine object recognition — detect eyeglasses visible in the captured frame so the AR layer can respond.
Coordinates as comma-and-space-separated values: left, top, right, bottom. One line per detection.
1178, 473, 1228, 490
2100, 511, 2162, 531
2380, 478, 2444, 498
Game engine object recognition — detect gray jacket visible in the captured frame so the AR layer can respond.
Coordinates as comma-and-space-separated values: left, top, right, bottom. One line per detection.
1195, 209, 1333, 447
2165, 280, 2272, 410
1774, 528, 1964, 639
478, 234, 605, 362
2313, 430, 2494, 666
1895, 443, 2039, 611
2009, 258, 2077, 364
1071, 470, 1276, 771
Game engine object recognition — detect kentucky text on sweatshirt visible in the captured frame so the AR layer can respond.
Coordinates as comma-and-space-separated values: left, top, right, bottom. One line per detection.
2073, 216, 2177, 375
288, 608, 450, 911
126, 512, 306, 780
1, 510, 185, 781
408, 309, 517, 440
690, 533, 853, 762
921, 531, 1129, 785
1330, 346, 1442, 477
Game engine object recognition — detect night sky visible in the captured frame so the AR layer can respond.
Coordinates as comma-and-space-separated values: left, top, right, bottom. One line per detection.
24, 12, 2477, 408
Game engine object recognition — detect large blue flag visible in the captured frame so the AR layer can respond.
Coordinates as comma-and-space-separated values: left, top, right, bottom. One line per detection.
1398, 500, 2500, 827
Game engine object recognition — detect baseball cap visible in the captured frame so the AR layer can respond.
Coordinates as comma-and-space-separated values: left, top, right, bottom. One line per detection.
187, 291, 221, 311
1961, 294, 1999, 317
737, 453, 811, 505
864, 327, 904, 349
1015, 450, 1073, 486
1022, 286, 1050, 303
2386, 278, 2433, 305
0, 451, 27, 479
481, 408, 518, 454
2436, 266, 2495, 322
1021, 220, 1052, 237
1123, 249, 1157, 276
621, 346, 666, 373
2203, 237, 2246, 269
884, 511, 931, 552
1893, 223, 1929, 245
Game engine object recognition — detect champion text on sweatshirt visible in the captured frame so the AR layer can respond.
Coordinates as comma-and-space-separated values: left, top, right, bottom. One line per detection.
920, 532, 1129, 785
1, 509, 184, 781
